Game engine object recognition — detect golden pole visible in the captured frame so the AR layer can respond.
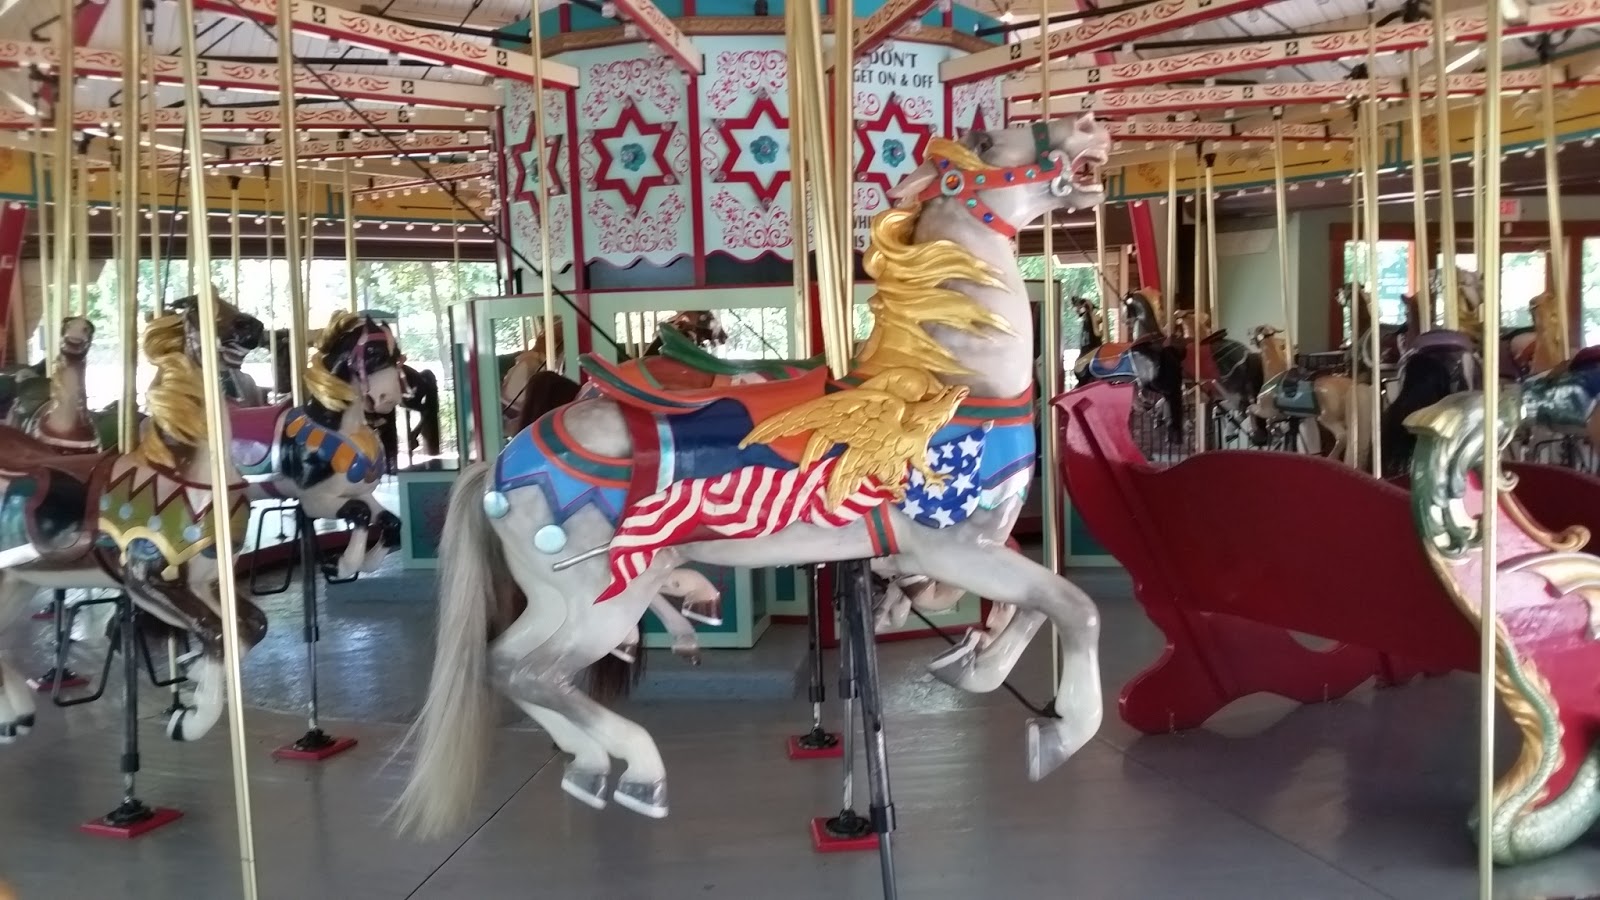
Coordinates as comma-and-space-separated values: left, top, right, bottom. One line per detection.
1363, 94, 1383, 478
833, 0, 855, 362
787, 27, 813, 357
1038, 0, 1064, 684
49, 0, 76, 377
1163, 144, 1178, 334
175, 0, 257, 891
276, 4, 308, 408
1272, 115, 1294, 359
263, 182, 279, 392
146, 52, 164, 311
1471, 100, 1484, 274
31, 122, 52, 363
1478, 0, 1505, 892
75, 156, 90, 317
529, 7, 558, 379
788, 0, 847, 376
343, 165, 358, 312
229, 180, 241, 297
1407, 51, 1432, 332
1192, 149, 1205, 452
1347, 124, 1361, 468
118, 0, 143, 452
1434, 8, 1459, 329
1539, 62, 1569, 359
1203, 156, 1218, 335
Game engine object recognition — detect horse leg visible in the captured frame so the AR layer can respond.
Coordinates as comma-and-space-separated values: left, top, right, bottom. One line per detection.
0, 574, 38, 739
512, 671, 671, 818
508, 695, 614, 809
893, 517, 1102, 781
646, 594, 699, 662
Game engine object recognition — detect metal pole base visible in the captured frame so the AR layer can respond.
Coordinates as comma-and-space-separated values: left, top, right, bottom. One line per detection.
788, 728, 842, 760
80, 801, 183, 839
810, 810, 879, 852
272, 728, 358, 762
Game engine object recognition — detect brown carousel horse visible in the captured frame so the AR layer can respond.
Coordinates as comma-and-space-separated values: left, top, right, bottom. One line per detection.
8, 316, 99, 452
1250, 323, 1376, 466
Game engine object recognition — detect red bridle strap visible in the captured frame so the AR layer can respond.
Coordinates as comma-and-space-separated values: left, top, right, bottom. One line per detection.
915, 122, 1060, 239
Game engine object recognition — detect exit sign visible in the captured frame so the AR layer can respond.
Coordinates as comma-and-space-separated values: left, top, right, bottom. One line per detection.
1499, 198, 1523, 221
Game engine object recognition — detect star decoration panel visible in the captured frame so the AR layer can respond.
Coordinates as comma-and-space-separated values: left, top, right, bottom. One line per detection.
504, 83, 575, 273
698, 39, 795, 262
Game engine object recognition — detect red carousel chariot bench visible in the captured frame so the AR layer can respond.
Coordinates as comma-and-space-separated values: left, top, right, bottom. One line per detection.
1054, 381, 1480, 733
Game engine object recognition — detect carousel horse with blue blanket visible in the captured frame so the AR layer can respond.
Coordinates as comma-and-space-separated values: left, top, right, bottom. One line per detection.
396, 115, 1115, 835
233, 312, 406, 578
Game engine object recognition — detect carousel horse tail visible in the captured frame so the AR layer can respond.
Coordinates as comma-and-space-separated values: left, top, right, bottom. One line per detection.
393, 461, 516, 839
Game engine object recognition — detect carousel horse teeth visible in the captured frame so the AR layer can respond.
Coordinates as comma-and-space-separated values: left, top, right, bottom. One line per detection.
613, 778, 669, 819
559, 769, 611, 811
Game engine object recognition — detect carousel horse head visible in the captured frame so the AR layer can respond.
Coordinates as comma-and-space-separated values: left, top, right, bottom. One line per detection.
659, 310, 728, 348
889, 114, 1111, 236
168, 292, 266, 367
136, 294, 263, 470
1121, 288, 1164, 340
1250, 324, 1285, 353
58, 316, 95, 360
311, 312, 406, 415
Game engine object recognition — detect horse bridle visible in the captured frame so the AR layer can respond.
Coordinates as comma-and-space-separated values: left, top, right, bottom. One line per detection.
340, 319, 408, 398
915, 122, 1080, 239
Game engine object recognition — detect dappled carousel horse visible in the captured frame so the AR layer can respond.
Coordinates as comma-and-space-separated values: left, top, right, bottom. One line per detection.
0, 299, 267, 743
233, 312, 407, 578
1071, 289, 1184, 442
12, 316, 100, 453
1251, 319, 1376, 467
396, 116, 1114, 835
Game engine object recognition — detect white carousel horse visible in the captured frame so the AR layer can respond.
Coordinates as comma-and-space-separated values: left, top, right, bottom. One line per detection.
0, 300, 267, 743
394, 115, 1113, 834
610, 567, 724, 664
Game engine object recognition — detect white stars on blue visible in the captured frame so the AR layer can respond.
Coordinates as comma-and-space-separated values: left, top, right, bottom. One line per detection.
898, 427, 985, 529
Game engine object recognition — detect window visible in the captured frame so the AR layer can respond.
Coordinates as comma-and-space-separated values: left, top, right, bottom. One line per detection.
1341, 241, 1412, 334
1582, 239, 1600, 347
1437, 251, 1546, 329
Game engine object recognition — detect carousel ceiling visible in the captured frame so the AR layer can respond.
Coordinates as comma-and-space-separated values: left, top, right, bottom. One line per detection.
0, 0, 1593, 214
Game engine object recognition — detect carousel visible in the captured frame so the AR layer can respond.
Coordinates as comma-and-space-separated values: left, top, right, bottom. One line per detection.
1, 0, 1599, 895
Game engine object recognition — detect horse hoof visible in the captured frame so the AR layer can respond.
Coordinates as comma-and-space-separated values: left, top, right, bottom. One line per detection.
14, 714, 32, 736
1026, 717, 1091, 782
926, 630, 985, 690
166, 708, 191, 742
613, 778, 668, 819
559, 769, 611, 811
0, 724, 15, 744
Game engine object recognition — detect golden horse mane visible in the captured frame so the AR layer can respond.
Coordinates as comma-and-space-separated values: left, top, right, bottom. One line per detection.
136, 313, 207, 470
305, 311, 363, 412
853, 136, 1012, 378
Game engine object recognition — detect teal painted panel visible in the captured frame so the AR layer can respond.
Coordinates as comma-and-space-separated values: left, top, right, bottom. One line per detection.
1067, 503, 1109, 559
952, 6, 1003, 42
641, 563, 738, 637
402, 479, 453, 561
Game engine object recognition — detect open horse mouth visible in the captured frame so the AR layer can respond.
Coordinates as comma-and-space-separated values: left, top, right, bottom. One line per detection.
1069, 149, 1107, 191
221, 341, 250, 368
62, 337, 91, 356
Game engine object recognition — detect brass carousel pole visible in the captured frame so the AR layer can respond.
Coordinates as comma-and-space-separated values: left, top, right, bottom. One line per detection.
1163, 144, 1178, 333
1037, 0, 1067, 687
1363, 13, 1383, 479
1472, 99, 1485, 273
49, 0, 76, 377
1272, 113, 1294, 360
31, 114, 52, 365
788, 35, 813, 357
277, 17, 308, 409
529, 2, 558, 377
1407, 50, 1432, 331
1539, 55, 1569, 359
1347, 116, 1362, 467
146, 51, 164, 310
75, 155, 90, 316
1433, 1, 1459, 329
175, 0, 257, 891
833, 0, 855, 361
229, 177, 241, 297
1478, 0, 1506, 891
118, 0, 143, 451
343, 166, 358, 313
1191, 146, 1205, 452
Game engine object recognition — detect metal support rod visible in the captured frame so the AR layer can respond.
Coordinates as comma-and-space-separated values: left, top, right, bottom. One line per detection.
1362, 13, 1383, 479
1038, 0, 1063, 685
299, 508, 324, 735
1433, 3, 1460, 329
1163, 144, 1178, 333
277, 1, 309, 409
1540, 62, 1569, 359
1348, 124, 1362, 468
343, 165, 358, 312
529, 4, 558, 383
1406, 51, 1432, 331
834, 0, 855, 362
807, 570, 826, 732
1191, 149, 1205, 452
176, 0, 258, 890
117, 0, 142, 454
49, 0, 75, 379
836, 570, 858, 815
844, 560, 898, 899
229, 183, 242, 297
119, 594, 141, 806
1478, 1, 1506, 892
1271, 115, 1294, 359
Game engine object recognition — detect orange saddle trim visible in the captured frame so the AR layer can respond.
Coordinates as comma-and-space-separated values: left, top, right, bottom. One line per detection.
583, 353, 830, 421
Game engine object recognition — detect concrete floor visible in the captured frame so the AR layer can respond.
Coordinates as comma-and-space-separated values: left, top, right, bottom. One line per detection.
2, 566, 1598, 899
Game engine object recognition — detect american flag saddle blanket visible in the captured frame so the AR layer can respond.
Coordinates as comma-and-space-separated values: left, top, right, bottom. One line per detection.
491, 376, 1037, 604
